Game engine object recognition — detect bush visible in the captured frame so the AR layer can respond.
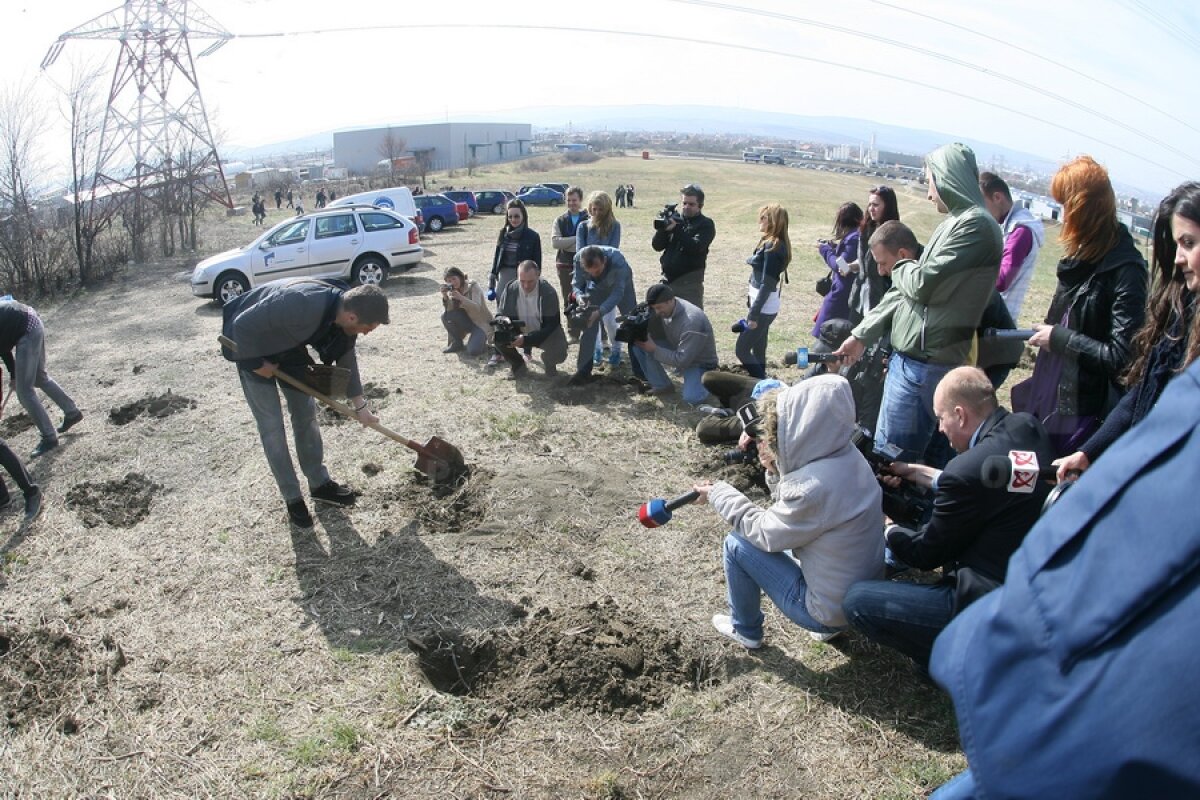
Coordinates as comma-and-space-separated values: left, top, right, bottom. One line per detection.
563, 151, 600, 165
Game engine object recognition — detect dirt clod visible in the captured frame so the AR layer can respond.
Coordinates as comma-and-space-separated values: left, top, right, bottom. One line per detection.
361, 462, 383, 476
411, 602, 721, 715
380, 469, 488, 533
109, 391, 196, 425
66, 472, 162, 527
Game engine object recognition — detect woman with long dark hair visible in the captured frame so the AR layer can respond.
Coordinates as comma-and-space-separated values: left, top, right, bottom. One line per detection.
735, 204, 791, 378
847, 186, 899, 324
1015, 155, 1149, 456
489, 199, 541, 306
813, 202, 863, 334
1055, 181, 1200, 479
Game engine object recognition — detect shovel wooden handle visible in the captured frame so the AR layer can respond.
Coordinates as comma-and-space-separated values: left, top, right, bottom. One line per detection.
218, 335, 434, 458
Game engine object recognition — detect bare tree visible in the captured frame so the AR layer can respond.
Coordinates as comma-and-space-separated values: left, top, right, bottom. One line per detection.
377, 128, 406, 184
412, 148, 434, 191
0, 83, 52, 294
60, 62, 116, 284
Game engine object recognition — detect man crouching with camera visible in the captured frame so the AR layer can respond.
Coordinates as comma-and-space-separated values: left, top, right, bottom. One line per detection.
493, 260, 568, 378
629, 283, 719, 405
693, 375, 885, 648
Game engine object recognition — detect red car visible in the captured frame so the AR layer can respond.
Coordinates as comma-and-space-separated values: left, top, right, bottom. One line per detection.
455, 201, 470, 222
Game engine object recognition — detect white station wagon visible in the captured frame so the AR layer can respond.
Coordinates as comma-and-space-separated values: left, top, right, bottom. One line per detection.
191, 205, 423, 306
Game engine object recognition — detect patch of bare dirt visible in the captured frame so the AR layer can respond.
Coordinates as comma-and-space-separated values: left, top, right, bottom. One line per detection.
108, 391, 196, 425
0, 412, 34, 438
409, 600, 722, 717
65, 472, 163, 527
379, 469, 490, 534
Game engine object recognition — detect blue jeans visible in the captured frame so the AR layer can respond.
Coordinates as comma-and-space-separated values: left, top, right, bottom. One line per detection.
842, 579, 955, 668
14, 316, 78, 442
722, 531, 841, 640
631, 343, 714, 405
735, 313, 776, 379
876, 352, 954, 462
239, 370, 331, 503
931, 769, 978, 799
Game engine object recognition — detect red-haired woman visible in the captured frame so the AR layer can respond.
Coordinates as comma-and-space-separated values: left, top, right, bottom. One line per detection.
1017, 155, 1148, 456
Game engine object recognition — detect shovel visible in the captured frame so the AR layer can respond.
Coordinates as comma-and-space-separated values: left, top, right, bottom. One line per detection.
218, 335, 467, 483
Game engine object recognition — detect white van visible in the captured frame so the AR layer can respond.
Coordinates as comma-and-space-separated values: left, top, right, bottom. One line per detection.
330, 186, 422, 230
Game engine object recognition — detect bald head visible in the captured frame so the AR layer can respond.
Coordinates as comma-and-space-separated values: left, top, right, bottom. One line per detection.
934, 367, 998, 453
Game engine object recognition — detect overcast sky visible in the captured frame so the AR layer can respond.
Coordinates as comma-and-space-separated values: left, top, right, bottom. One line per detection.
5, 0, 1198, 195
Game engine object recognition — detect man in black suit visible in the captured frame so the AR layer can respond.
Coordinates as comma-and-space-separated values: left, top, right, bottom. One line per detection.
842, 366, 1054, 670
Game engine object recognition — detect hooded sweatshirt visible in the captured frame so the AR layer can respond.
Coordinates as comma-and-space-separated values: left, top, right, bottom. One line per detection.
854, 143, 1003, 364
708, 375, 884, 627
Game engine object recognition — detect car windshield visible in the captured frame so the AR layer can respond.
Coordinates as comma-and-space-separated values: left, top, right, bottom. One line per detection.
266, 220, 310, 246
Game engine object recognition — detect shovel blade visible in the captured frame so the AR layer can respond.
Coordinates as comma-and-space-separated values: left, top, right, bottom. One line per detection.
412, 436, 468, 483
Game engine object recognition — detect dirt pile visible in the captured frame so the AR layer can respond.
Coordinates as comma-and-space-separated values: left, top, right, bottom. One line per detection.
410, 600, 722, 716
380, 469, 489, 534
108, 391, 196, 425
0, 413, 34, 438
65, 472, 163, 528
0, 621, 125, 733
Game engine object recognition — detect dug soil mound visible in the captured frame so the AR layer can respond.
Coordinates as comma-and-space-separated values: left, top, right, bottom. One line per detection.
65, 472, 163, 528
0, 621, 125, 733
0, 413, 35, 438
380, 468, 490, 534
409, 600, 722, 716
108, 391, 196, 425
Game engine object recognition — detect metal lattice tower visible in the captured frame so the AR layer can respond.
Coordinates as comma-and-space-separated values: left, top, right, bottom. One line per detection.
42, 0, 234, 208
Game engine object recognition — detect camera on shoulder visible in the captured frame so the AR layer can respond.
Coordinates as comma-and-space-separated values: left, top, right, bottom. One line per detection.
615, 303, 653, 343
653, 203, 682, 231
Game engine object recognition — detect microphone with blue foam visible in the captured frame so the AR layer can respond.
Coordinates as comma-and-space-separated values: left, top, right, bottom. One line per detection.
784, 346, 842, 369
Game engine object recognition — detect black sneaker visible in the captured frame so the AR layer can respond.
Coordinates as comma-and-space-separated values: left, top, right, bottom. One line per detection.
30, 438, 58, 459
57, 410, 84, 434
23, 486, 42, 523
442, 342, 465, 354
567, 371, 594, 387
311, 480, 356, 508
287, 498, 314, 528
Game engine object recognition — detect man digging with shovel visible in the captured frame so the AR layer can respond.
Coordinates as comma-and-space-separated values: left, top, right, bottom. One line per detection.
221, 280, 388, 528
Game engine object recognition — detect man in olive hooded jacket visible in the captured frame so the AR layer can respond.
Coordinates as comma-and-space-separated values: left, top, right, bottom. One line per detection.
834, 143, 1003, 463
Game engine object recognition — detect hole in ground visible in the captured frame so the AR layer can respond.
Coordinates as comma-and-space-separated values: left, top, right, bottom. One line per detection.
109, 391, 196, 425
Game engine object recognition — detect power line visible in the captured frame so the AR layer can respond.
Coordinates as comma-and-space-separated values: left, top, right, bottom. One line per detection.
230, 21, 1189, 178
1121, 0, 1200, 51
667, 0, 1198, 170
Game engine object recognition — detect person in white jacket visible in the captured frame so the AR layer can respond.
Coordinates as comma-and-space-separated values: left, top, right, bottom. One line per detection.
694, 374, 884, 647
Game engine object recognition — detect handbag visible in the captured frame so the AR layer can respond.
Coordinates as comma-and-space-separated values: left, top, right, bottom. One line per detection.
815, 274, 833, 296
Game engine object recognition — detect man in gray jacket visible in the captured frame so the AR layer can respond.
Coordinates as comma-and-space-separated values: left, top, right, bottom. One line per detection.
495, 261, 568, 377
630, 283, 719, 405
223, 279, 389, 528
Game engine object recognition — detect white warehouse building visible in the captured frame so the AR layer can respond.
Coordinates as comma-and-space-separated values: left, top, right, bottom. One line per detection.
333, 122, 533, 175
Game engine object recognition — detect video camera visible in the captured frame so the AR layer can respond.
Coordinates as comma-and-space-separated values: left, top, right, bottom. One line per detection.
653, 203, 682, 232
615, 303, 653, 344
489, 315, 526, 348
783, 347, 842, 369
722, 402, 763, 466
564, 297, 597, 338
850, 425, 933, 527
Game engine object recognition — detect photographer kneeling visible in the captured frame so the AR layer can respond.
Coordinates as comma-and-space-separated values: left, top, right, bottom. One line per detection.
494, 260, 568, 378
693, 375, 884, 647
630, 283, 719, 405
440, 267, 492, 356
842, 366, 1054, 671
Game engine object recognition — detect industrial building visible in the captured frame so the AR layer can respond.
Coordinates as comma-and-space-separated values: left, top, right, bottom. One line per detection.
333, 123, 533, 176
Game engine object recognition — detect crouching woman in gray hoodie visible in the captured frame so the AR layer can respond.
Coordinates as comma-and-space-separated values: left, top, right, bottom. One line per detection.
694, 375, 884, 647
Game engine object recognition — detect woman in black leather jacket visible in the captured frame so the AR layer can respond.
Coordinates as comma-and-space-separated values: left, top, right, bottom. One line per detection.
1023, 156, 1148, 455
489, 199, 541, 304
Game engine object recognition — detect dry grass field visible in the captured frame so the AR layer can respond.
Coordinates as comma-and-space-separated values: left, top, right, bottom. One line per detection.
0, 153, 1076, 798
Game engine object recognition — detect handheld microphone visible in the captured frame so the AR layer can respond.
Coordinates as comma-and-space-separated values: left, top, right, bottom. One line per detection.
981, 328, 1035, 341
784, 347, 841, 369
981, 453, 1058, 490
637, 490, 700, 528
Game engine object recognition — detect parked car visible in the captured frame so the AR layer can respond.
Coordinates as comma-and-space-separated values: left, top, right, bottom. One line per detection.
412, 194, 460, 232
475, 189, 517, 215
762, 154, 785, 165
453, 201, 470, 221
516, 186, 565, 206
443, 190, 478, 215
540, 182, 570, 195
191, 205, 422, 306
329, 186, 424, 231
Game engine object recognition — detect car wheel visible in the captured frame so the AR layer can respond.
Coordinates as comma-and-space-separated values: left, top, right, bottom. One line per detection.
353, 256, 388, 287
428, 216, 444, 232
492, 204, 505, 214
214, 271, 249, 307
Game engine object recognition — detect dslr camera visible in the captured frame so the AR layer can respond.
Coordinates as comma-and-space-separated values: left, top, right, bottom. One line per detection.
489, 315, 525, 349
615, 303, 653, 344
653, 203, 682, 232
723, 402, 763, 465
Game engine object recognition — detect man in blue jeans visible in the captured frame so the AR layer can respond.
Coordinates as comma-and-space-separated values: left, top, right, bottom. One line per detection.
842, 367, 1053, 670
833, 144, 1002, 465
629, 283, 718, 405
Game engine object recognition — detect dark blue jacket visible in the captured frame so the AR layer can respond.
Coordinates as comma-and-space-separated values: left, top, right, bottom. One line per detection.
931, 357, 1200, 798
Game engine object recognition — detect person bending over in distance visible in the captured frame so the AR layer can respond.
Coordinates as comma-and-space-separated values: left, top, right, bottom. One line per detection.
1055, 180, 1200, 481
440, 267, 492, 357
834, 143, 1003, 467
651, 183, 716, 308
222, 280, 389, 528
569, 245, 638, 386
693, 376, 884, 648
630, 283, 720, 405
494, 260, 568, 379
979, 171, 1044, 321
735, 203, 792, 379
842, 366, 1054, 672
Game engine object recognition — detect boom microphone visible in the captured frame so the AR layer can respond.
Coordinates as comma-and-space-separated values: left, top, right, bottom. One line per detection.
981, 453, 1058, 490
637, 490, 700, 528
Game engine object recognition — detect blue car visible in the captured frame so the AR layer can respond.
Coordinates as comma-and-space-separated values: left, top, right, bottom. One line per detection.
443, 190, 478, 215
412, 194, 460, 232
515, 186, 565, 206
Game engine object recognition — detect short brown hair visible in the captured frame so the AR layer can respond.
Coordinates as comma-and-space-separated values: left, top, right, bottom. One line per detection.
869, 220, 920, 256
342, 284, 389, 325
979, 171, 1012, 201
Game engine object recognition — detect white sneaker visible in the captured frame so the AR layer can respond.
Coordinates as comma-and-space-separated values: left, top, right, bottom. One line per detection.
712, 614, 762, 649
809, 629, 845, 643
